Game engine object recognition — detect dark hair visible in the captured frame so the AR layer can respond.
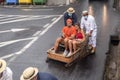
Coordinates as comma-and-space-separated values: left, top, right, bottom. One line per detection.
75, 22, 80, 29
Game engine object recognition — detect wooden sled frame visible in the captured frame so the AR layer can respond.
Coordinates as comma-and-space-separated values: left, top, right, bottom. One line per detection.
46, 36, 90, 67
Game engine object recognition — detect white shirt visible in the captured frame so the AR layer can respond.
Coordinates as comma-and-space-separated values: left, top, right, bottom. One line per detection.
0, 67, 13, 80
81, 15, 97, 34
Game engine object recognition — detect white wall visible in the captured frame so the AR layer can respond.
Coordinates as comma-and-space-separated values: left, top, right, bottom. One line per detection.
47, 0, 66, 5
47, 0, 76, 5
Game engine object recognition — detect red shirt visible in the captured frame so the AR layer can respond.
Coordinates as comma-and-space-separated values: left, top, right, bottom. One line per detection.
76, 32, 83, 39
62, 26, 76, 38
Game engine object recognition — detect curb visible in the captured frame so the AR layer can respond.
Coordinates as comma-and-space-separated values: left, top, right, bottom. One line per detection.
0, 4, 65, 9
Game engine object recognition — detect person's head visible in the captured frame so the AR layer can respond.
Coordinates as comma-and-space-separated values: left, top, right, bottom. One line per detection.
0, 59, 7, 78
66, 19, 72, 27
82, 10, 88, 20
75, 22, 81, 30
67, 7, 75, 16
20, 67, 39, 80
82, 10, 88, 16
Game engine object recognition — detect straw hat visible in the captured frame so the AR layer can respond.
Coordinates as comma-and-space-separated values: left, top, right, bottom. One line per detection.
0, 59, 7, 73
20, 67, 38, 80
67, 7, 75, 13
82, 10, 88, 14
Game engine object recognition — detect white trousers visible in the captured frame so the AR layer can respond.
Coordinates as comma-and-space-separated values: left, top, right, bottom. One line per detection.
88, 30, 97, 47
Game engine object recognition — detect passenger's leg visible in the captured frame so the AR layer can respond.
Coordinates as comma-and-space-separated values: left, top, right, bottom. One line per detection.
64, 38, 69, 50
63, 38, 69, 57
54, 37, 62, 52
73, 40, 79, 52
67, 40, 74, 57
67, 40, 80, 57
68, 40, 73, 53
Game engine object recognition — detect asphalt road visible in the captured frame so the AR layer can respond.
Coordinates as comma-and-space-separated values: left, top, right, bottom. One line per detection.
0, 0, 120, 80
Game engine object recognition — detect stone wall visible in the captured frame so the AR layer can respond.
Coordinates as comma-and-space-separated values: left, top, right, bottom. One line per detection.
113, 0, 120, 11
104, 43, 120, 80
104, 27, 120, 80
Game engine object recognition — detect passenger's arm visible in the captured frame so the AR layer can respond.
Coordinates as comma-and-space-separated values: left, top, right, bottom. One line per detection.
69, 35, 75, 40
61, 33, 65, 38
81, 30, 85, 42
62, 27, 66, 38
69, 28, 76, 39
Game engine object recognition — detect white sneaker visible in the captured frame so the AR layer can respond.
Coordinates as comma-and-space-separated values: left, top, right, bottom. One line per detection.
63, 50, 68, 57
91, 49, 95, 54
50, 50, 55, 54
66, 52, 72, 57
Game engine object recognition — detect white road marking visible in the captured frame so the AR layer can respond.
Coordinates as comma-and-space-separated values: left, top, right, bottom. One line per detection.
0, 16, 57, 24
0, 17, 32, 24
15, 37, 38, 55
0, 28, 29, 33
0, 11, 64, 61
33, 31, 42, 37
11, 28, 29, 32
0, 14, 63, 59
43, 23, 50, 28
22, 9, 53, 11
0, 37, 34, 47
0, 16, 27, 22
0, 37, 37, 59
59, 5, 63, 7
0, 16, 22, 19
16, 15, 63, 55
0, 15, 24, 18
0, 30, 11, 33
51, 18, 57, 21
0, 14, 60, 17
8, 56, 17, 65
0, 37, 35, 59
22, 9, 32, 11
0, 54, 15, 59
0, 16, 12, 19
40, 15, 63, 36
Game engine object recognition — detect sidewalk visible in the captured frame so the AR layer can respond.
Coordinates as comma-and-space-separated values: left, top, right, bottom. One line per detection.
104, 27, 120, 80
0, 4, 65, 9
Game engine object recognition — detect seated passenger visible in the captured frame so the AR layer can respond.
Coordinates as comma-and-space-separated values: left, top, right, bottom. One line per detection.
53, 19, 76, 57
67, 22, 85, 57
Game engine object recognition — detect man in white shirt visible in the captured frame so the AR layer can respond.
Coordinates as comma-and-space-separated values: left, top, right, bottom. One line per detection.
80, 10, 97, 53
0, 59, 13, 80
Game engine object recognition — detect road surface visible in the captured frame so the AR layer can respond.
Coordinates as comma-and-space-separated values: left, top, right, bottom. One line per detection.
0, 0, 119, 80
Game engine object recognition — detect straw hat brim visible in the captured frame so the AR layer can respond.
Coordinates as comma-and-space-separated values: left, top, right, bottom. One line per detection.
20, 68, 38, 80
67, 9, 75, 14
0, 60, 6, 73
82, 10, 88, 14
